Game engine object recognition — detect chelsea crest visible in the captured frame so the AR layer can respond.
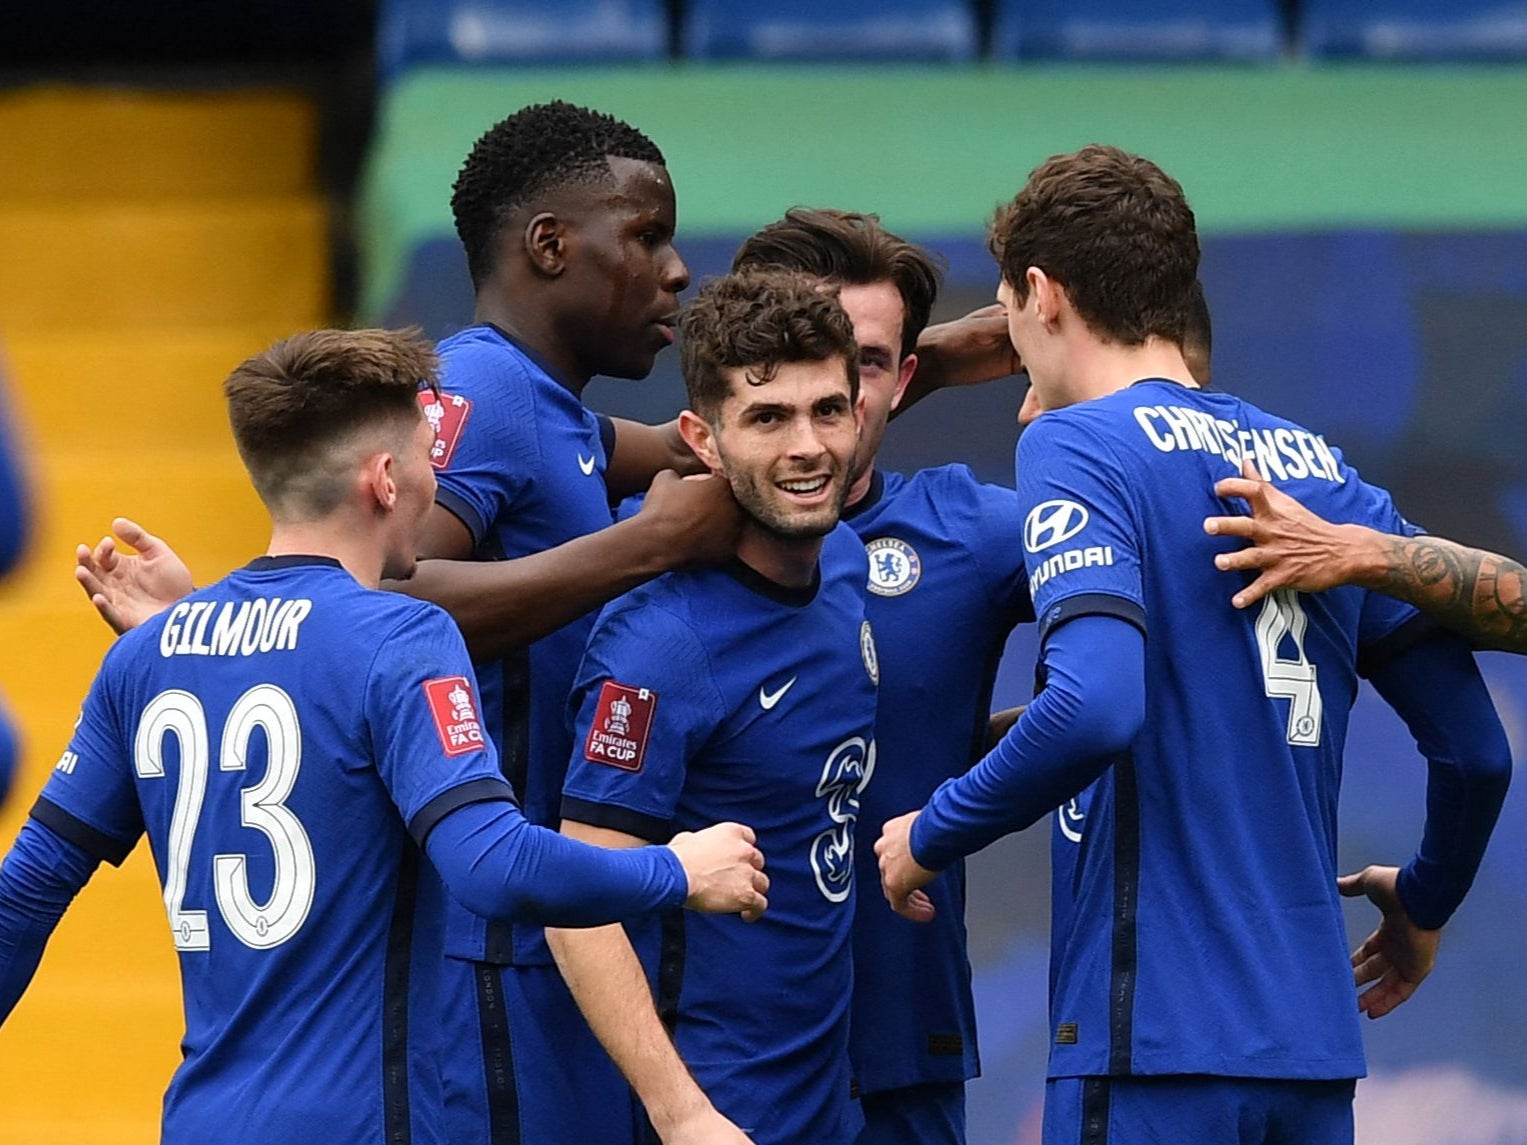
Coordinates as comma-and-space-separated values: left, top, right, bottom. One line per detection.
860, 620, 880, 685
864, 537, 921, 597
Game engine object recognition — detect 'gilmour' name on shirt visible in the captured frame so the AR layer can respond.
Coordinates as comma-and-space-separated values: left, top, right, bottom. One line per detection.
159, 597, 313, 658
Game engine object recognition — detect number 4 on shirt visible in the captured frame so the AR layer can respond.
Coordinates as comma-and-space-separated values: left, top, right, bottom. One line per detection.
1255, 590, 1323, 747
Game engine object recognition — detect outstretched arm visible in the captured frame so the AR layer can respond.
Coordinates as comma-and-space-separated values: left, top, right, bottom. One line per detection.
877, 614, 1144, 919
76, 471, 743, 653
546, 820, 757, 1145
1343, 630, 1512, 1018
1206, 466, 1527, 653
0, 820, 100, 1022
398, 471, 742, 660
423, 800, 767, 928
604, 419, 708, 500
893, 305, 1022, 419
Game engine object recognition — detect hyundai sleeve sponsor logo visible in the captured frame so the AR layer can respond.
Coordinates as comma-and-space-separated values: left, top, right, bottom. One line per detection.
1024, 499, 1090, 553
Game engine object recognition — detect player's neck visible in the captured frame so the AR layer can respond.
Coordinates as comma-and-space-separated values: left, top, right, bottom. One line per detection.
844, 463, 878, 511
265, 522, 384, 589
735, 522, 824, 588
1059, 334, 1196, 406
473, 294, 592, 397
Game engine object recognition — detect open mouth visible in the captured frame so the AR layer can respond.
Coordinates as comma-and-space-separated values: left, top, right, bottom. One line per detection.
652, 316, 678, 345
777, 475, 831, 499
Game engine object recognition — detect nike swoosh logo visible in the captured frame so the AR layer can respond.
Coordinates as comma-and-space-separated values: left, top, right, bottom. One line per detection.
578, 453, 597, 476
758, 677, 797, 711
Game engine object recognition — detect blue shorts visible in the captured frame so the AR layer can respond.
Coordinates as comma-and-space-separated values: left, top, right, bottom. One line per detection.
1043, 1076, 1356, 1145
440, 959, 642, 1145
857, 1081, 965, 1145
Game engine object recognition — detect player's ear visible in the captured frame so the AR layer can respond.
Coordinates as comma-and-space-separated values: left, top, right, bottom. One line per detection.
1029, 269, 1063, 330
363, 451, 399, 514
523, 212, 568, 277
890, 352, 917, 412
677, 409, 722, 473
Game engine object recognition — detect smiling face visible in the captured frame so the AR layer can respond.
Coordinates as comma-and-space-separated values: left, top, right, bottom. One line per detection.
558, 156, 689, 380
688, 357, 862, 539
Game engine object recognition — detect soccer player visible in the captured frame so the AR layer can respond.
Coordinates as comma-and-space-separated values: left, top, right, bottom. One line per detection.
64, 104, 1055, 1141
0, 328, 769, 1144
72, 102, 735, 1145
550, 269, 877, 1145
731, 209, 1031, 1145
1204, 467, 1527, 653
877, 145, 1512, 1144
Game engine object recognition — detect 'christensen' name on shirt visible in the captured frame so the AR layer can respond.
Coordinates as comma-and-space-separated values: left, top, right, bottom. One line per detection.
159, 597, 313, 658
1134, 404, 1345, 485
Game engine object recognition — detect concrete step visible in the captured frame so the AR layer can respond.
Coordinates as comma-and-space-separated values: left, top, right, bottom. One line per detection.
0, 198, 329, 331
4, 327, 302, 451
3, 449, 266, 608
0, 86, 315, 201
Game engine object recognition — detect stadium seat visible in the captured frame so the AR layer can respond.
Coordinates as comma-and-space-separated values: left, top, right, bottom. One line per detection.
993, 0, 1283, 61
1301, 0, 1527, 60
377, 0, 667, 76
682, 0, 978, 63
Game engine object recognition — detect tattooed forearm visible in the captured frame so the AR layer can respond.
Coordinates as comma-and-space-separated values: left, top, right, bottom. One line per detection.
1374, 534, 1527, 653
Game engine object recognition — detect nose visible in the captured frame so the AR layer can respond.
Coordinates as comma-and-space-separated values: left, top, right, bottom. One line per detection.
664, 246, 690, 295
783, 414, 827, 462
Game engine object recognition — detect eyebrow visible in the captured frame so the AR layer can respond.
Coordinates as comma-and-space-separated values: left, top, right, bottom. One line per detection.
737, 400, 795, 418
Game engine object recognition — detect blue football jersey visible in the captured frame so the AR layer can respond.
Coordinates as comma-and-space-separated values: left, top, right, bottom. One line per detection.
1049, 783, 1093, 1004
428, 323, 616, 964
29, 557, 513, 1144
562, 525, 879, 1145
1018, 380, 1427, 1081
842, 467, 1032, 1093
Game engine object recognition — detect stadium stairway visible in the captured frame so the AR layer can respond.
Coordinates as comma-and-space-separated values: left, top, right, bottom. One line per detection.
0, 87, 328, 1144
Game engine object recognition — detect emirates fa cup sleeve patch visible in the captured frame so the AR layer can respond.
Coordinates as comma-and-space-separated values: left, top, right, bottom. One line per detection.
419, 390, 473, 470
423, 676, 487, 756
585, 681, 658, 772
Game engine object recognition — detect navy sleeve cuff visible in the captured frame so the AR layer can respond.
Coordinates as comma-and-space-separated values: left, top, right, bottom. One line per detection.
1037, 592, 1147, 645
1395, 861, 1456, 931
597, 415, 617, 465
433, 487, 487, 549
561, 796, 672, 844
408, 777, 517, 847
29, 796, 137, 867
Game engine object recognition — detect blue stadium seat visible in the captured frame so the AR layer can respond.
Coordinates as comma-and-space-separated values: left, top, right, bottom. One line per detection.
682, 0, 977, 63
993, 0, 1283, 61
1301, 0, 1527, 60
377, 0, 667, 76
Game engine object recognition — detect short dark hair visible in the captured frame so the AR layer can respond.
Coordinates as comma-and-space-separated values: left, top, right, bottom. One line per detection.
451, 101, 665, 287
680, 270, 859, 420
731, 208, 943, 358
1183, 279, 1213, 384
989, 144, 1199, 346
225, 328, 438, 519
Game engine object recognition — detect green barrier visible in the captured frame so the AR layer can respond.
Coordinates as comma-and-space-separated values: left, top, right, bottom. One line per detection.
360, 64, 1527, 320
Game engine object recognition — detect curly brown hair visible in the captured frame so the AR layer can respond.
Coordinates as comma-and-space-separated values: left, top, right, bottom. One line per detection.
731, 208, 943, 359
680, 269, 859, 420
990, 144, 1199, 347
225, 327, 438, 518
